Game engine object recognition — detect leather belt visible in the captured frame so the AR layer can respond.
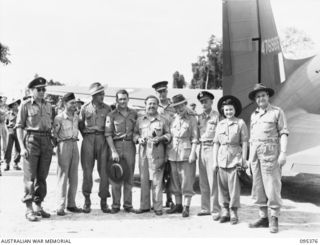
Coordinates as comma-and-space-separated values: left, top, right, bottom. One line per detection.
27, 130, 51, 137
84, 131, 104, 135
58, 138, 79, 143
114, 138, 133, 142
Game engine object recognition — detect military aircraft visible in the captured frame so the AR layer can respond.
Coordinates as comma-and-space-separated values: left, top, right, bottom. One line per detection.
47, 0, 320, 176
223, 0, 320, 175
46, 85, 222, 114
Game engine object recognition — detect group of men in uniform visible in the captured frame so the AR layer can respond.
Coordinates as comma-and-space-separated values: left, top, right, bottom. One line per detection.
1, 77, 288, 234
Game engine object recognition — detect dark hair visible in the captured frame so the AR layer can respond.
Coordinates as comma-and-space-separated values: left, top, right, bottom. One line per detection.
116, 89, 129, 100
221, 98, 236, 116
144, 95, 159, 105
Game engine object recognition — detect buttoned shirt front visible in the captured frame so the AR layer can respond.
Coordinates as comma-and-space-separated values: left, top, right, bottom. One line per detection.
16, 98, 52, 131
53, 111, 79, 142
134, 113, 171, 160
214, 118, 248, 168
105, 107, 137, 140
250, 104, 289, 143
79, 102, 111, 133
167, 111, 198, 162
198, 109, 219, 142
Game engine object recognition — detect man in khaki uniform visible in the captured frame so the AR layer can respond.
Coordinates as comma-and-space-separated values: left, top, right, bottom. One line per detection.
197, 91, 221, 219
106, 89, 138, 213
79, 82, 111, 213
53, 93, 82, 216
134, 95, 171, 215
152, 81, 175, 208
16, 77, 53, 222
248, 84, 289, 233
0, 96, 8, 165
4, 98, 22, 171
166, 94, 198, 217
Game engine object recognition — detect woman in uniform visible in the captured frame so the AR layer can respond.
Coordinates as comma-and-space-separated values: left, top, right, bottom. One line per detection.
213, 95, 248, 224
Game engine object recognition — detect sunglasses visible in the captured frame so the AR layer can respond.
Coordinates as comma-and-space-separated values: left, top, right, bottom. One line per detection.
36, 87, 46, 92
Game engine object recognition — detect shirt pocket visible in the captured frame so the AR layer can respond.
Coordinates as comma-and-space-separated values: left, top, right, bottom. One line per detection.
114, 120, 125, 133
261, 119, 275, 133
84, 111, 94, 127
207, 120, 217, 132
139, 124, 149, 138
28, 108, 40, 126
179, 124, 190, 138
228, 124, 240, 142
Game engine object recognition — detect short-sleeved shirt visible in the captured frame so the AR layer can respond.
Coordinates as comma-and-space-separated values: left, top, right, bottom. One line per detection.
105, 107, 138, 140
0, 106, 8, 124
198, 109, 219, 142
79, 102, 111, 133
53, 111, 79, 142
134, 113, 171, 160
250, 104, 289, 143
214, 118, 248, 168
167, 111, 199, 162
6, 110, 18, 129
16, 98, 53, 131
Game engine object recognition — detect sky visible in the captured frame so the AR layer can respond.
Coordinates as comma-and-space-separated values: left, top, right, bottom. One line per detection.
1, 0, 320, 98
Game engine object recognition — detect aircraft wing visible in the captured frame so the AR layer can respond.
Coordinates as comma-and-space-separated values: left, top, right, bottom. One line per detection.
283, 109, 320, 176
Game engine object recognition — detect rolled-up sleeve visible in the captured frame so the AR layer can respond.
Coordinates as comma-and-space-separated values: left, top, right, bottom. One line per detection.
105, 114, 114, 137
190, 116, 199, 144
16, 104, 27, 129
277, 109, 289, 136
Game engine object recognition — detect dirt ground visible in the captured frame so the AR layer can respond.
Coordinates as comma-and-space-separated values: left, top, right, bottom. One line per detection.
0, 154, 320, 240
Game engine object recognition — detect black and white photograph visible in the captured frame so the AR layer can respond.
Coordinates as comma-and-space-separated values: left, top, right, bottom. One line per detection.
0, 0, 320, 244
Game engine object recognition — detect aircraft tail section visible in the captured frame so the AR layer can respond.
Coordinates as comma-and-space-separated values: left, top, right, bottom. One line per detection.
223, 0, 284, 114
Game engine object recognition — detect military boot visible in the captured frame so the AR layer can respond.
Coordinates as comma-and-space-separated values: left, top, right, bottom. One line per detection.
4, 163, 10, 171
249, 217, 269, 228
166, 204, 183, 214
230, 207, 239, 225
83, 196, 91, 213
269, 216, 279, 233
100, 199, 111, 213
182, 206, 190, 218
34, 203, 51, 218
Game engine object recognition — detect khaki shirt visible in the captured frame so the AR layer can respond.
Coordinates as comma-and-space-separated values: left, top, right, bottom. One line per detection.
0, 105, 8, 124
79, 102, 111, 133
167, 111, 198, 162
198, 109, 219, 142
158, 98, 176, 121
6, 110, 17, 129
16, 98, 53, 131
105, 107, 137, 140
53, 111, 79, 142
134, 113, 171, 160
250, 104, 289, 143
214, 118, 249, 168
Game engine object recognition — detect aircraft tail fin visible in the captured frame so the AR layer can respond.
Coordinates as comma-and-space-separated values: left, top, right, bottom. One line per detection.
223, 0, 284, 113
